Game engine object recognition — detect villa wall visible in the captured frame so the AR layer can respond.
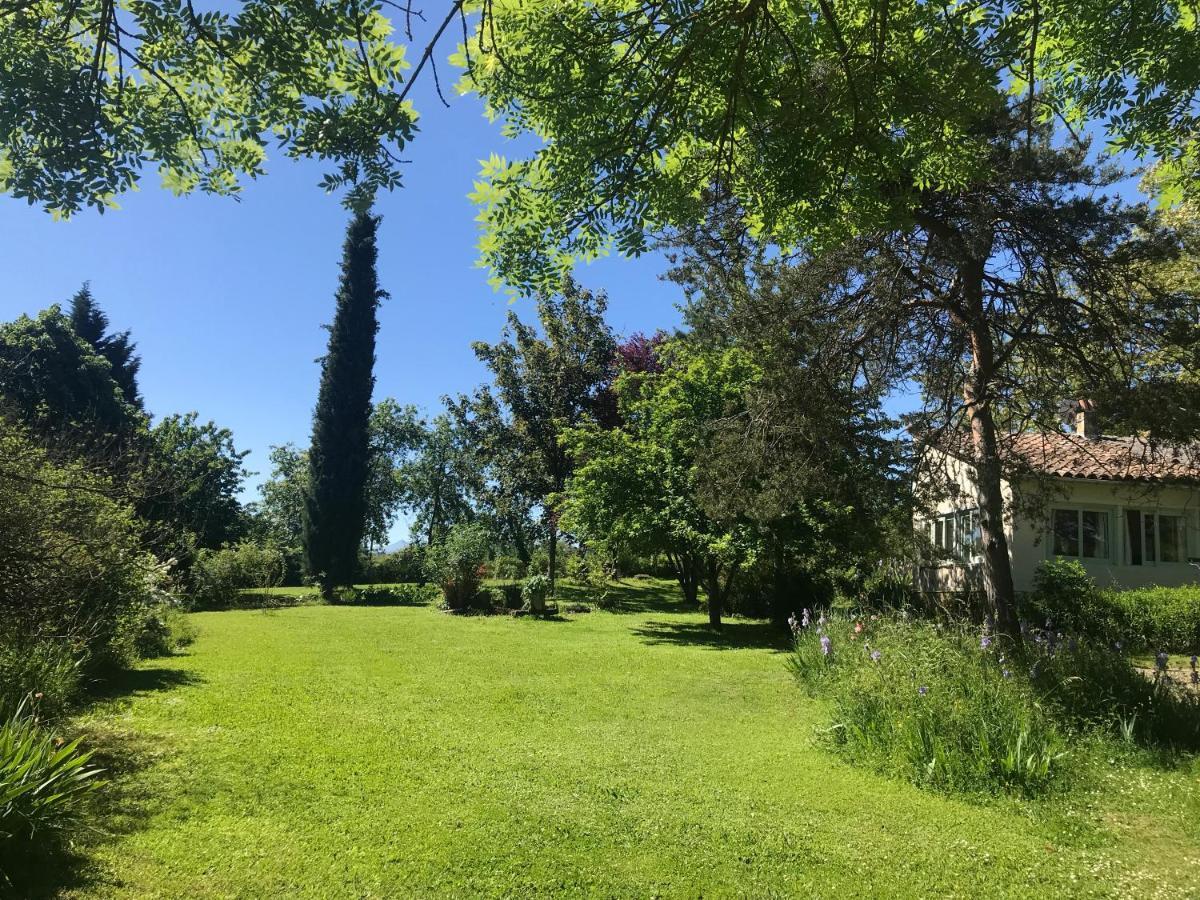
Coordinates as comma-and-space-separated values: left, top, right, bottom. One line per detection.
914, 448, 1200, 594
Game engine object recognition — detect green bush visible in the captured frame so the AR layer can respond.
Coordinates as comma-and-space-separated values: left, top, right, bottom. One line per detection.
134, 602, 197, 658
0, 699, 102, 851
424, 524, 492, 612
0, 424, 157, 677
364, 546, 426, 584
522, 574, 552, 614
351, 584, 439, 606
190, 541, 286, 609
790, 616, 1068, 796
1027, 560, 1200, 653
0, 640, 81, 719
488, 555, 528, 581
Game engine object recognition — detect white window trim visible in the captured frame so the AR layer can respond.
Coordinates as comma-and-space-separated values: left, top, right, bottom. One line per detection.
1121, 507, 1191, 566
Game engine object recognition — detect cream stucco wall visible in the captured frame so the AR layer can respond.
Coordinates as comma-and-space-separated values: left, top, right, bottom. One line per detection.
914, 448, 1200, 593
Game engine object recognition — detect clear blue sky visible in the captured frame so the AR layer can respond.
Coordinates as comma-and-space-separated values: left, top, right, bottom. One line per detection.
0, 88, 686, 536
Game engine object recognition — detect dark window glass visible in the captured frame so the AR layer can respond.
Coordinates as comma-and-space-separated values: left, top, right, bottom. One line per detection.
1053, 509, 1079, 557
1127, 509, 1143, 565
1081, 510, 1108, 559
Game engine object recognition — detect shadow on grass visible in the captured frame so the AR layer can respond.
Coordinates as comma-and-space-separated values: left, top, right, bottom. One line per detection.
631, 619, 792, 652
554, 579, 687, 615
86, 665, 203, 704
2, 722, 168, 899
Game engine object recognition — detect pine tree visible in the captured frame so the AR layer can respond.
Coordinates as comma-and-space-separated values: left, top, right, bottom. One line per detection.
302, 210, 385, 594
68, 283, 142, 407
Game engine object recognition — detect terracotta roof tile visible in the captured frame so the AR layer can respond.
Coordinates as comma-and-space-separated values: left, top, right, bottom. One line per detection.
1001, 433, 1200, 482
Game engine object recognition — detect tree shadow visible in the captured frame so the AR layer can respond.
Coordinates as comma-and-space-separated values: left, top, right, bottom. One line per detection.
555, 579, 688, 615
86, 664, 203, 704
631, 619, 792, 652
2, 722, 168, 898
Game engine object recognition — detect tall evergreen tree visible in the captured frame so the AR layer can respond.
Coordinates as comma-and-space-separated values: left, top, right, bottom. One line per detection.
302, 211, 385, 594
68, 284, 142, 407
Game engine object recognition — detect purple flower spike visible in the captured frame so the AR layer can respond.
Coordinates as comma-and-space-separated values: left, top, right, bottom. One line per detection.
980, 634, 992, 650
1002, 669, 1011, 679
820, 635, 832, 657
870, 650, 882, 663
918, 685, 929, 696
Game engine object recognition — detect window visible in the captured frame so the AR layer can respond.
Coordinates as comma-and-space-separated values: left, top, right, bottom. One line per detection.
1052, 509, 1110, 561
1127, 510, 1188, 565
926, 508, 981, 559
1160, 515, 1186, 563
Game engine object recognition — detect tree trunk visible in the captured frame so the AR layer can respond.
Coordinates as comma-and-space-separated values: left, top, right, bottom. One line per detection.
703, 558, 723, 631
547, 521, 557, 592
669, 551, 700, 607
959, 259, 1022, 647
967, 395, 1021, 643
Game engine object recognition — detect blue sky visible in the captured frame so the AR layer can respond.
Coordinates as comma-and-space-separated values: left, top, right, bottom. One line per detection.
0, 88, 686, 537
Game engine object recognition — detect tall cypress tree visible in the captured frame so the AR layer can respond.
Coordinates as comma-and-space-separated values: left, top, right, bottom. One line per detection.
302, 210, 385, 594
68, 283, 142, 407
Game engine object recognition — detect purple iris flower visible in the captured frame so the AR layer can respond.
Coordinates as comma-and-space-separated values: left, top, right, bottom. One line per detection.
820, 635, 832, 657
918, 685, 929, 696
1002, 669, 1011, 679
980, 634, 992, 650
870, 650, 882, 663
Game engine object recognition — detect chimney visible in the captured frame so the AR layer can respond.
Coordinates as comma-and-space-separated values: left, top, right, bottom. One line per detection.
1074, 399, 1099, 439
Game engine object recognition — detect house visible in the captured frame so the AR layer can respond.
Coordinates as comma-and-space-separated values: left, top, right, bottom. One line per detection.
915, 405, 1200, 594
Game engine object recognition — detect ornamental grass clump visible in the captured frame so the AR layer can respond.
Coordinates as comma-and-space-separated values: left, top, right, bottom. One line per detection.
790, 615, 1066, 796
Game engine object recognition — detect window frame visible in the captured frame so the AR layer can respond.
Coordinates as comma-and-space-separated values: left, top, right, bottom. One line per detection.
1048, 506, 1113, 563
1125, 508, 1190, 566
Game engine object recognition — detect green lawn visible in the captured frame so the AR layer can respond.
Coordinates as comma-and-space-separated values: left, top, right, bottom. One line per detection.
52, 580, 1200, 898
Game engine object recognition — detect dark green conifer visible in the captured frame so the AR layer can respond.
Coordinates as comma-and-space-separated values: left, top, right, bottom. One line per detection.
302, 211, 385, 593
68, 283, 142, 407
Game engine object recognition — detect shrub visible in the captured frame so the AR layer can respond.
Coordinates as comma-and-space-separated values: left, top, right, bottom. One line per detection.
0, 640, 80, 719
1105, 586, 1200, 653
134, 602, 197, 659
364, 545, 426, 584
350, 584, 439, 606
493, 584, 524, 610
424, 524, 492, 612
190, 541, 286, 609
0, 424, 157, 677
522, 574, 552, 614
488, 555, 528, 581
0, 699, 102, 850
1027, 560, 1200, 653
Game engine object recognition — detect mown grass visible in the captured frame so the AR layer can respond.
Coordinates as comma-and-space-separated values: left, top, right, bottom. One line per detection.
45, 580, 1200, 898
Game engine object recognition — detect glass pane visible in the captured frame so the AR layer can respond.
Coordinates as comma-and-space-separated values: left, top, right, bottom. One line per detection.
935, 519, 944, 549
944, 515, 956, 551
1053, 509, 1079, 557
1160, 515, 1184, 562
1144, 513, 1157, 563
1126, 509, 1143, 565
1081, 510, 1108, 559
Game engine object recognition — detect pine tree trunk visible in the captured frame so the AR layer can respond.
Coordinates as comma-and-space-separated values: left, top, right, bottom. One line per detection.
959, 261, 1022, 647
